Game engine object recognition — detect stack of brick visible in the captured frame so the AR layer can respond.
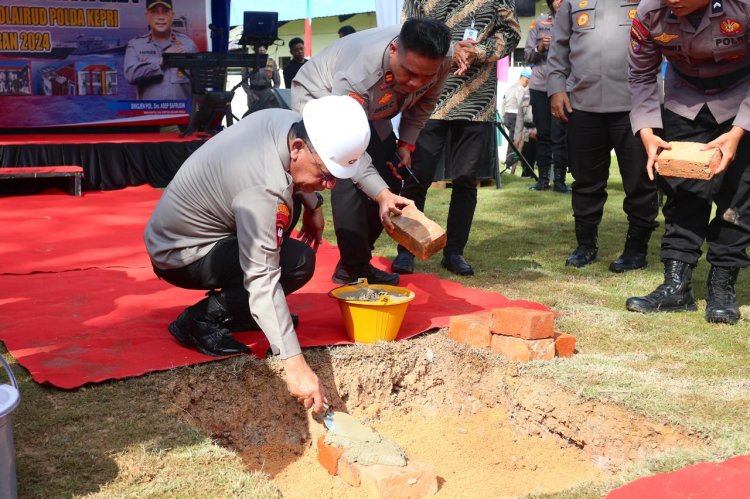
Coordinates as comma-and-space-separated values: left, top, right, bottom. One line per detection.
448, 307, 576, 362
317, 436, 438, 497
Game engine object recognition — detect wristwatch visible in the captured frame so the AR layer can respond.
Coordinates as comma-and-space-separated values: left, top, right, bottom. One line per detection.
314, 192, 324, 209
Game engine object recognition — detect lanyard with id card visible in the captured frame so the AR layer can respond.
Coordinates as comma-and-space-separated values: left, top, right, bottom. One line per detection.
463, 19, 478, 41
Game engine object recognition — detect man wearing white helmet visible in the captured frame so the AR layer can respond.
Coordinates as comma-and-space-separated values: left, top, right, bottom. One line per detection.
144, 96, 371, 412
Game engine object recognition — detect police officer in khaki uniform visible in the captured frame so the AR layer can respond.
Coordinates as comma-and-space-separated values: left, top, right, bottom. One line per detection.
242, 44, 281, 114
626, 0, 750, 324
547, 0, 659, 271
123, 0, 198, 100
145, 96, 371, 412
525, 0, 571, 192
292, 19, 453, 285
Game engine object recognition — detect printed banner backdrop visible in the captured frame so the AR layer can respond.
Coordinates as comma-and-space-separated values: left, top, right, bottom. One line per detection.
0, 0, 209, 128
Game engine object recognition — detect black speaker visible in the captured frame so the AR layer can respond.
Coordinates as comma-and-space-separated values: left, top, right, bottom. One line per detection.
516, 0, 536, 17
241, 11, 279, 46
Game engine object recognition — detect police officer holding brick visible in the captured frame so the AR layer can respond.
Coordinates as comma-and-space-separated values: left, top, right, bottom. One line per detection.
124, 0, 198, 100
626, 0, 750, 324
547, 0, 659, 271
292, 19, 454, 285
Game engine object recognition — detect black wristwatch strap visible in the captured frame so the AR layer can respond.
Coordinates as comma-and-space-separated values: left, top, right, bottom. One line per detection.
314, 192, 324, 209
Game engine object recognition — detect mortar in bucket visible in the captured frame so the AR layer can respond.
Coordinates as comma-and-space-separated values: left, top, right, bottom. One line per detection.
0, 356, 20, 499
328, 278, 415, 343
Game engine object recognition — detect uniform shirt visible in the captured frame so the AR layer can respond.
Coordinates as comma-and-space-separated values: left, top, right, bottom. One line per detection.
402, 0, 521, 122
629, 0, 750, 133
242, 57, 280, 91
291, 25, 452, 199
145, 109, 302, 360
547, 0, 640, 113
501, 81, 527, 114
123, 30, 198, 100
525, 11, 556, 92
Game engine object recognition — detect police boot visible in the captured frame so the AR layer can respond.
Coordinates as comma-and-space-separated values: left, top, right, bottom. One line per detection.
609, 225, 652, 273
565, 224, 598, 268
529, 166, 550, 191
168, 291, 249, 356
626, 259, 697, 313
552, 165, 571, 193
705, 266, 741, 325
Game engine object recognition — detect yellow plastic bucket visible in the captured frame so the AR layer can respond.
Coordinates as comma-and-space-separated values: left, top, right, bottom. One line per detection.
328, 279, 415, 343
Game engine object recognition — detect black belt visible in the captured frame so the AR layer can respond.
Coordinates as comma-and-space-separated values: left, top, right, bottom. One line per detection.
672, 64, 750, 94
250, 84, 271, 90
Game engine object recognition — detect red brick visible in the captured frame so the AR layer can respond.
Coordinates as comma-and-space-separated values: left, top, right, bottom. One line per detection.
358, 460, 438, 498
490, 307, 554, 339
389, 204, 447, 261
490, 334, 555, 363
337, 455, 362, 487
657, 142, 720, 180
448, 314, 491, 349
554, 331, 576, 358
317, 436, 344, 476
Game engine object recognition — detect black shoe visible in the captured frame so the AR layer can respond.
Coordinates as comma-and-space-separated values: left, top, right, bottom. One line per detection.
168, 308, 249, 356
565, 246, 597, 268
391, 251, 415, 274
333, 262, 400, 285
609, 252, 648, 273
626, 259, 697, 313
441, 254, 474, 276
705, 266, 741, 324
529, 182, 550, 191
553, 182, 571, 193
227, 313, 299, 332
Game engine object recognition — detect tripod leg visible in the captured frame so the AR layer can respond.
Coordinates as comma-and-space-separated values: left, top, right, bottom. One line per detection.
495, 122, 538, 181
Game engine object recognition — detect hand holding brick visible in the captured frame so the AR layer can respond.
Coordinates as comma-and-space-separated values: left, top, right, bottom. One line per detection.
656, 142, 721, 180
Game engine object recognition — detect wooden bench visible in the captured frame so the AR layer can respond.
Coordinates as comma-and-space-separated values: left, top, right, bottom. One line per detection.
0, 166, 84, 196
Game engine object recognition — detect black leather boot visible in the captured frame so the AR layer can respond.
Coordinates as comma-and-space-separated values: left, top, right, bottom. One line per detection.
609, 225, 652, 273
566, 224, 598, 268
705, 266, 741, 324
553, 165, 571, 193
626, 259, 697, 313
168, 291, 250, 356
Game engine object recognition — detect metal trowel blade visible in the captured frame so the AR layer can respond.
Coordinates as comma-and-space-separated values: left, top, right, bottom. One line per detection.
322, 404, 335, 431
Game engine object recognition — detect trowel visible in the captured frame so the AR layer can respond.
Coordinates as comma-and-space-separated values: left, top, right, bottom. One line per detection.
321, 404, 380, 441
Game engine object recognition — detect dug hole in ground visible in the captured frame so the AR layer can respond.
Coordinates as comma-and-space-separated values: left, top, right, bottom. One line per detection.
165, 331, 702, 498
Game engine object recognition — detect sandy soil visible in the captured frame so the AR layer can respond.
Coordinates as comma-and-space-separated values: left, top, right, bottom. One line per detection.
164, 331, 702, 497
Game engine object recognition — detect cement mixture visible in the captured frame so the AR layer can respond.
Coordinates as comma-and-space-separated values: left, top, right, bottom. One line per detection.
164, 331, 702, 497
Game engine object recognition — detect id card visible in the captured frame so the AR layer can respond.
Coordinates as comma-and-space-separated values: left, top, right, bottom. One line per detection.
463, 28, 478, 41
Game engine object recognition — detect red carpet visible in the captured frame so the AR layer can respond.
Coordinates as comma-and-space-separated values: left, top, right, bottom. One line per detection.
607, 454, 750, 498
0, 186, 543, 389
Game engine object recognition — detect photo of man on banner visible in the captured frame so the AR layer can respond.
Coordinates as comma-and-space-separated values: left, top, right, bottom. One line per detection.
123, 0, 198, 101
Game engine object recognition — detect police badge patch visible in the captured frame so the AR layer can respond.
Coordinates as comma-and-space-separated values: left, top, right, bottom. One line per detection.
276, 204, 290, 248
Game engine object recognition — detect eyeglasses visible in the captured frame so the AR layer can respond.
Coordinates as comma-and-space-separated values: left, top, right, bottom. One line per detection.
306, 142, 335, 183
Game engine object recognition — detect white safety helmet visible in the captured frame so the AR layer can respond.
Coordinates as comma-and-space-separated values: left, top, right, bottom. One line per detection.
302, 95, 370, 179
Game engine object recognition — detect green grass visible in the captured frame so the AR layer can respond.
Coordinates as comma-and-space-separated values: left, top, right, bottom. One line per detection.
2, 163, 749, 497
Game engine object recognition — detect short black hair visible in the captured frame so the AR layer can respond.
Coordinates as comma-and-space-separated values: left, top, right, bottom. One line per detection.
289, 37, 304, 49
547, 0, 556, 13
338, 25, 356, 36
398, 18, 451, 60
290, 120, 315, 153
